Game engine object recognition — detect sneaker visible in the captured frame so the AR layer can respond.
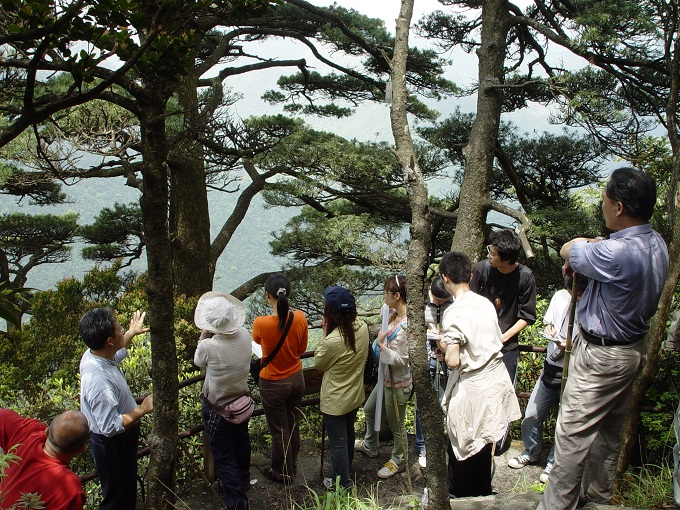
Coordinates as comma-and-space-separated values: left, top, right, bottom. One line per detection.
539, 463, 553, 483
377, 459, 404, 479
323, 477, 334, 490
354, 439, 378, 458
507, 452, 538, 469
418, 452, 427, 469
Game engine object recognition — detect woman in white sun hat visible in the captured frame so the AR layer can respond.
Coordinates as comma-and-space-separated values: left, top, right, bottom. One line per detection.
194, 291, 253, 510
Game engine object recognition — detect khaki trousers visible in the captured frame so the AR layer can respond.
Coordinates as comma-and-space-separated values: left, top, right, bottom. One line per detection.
537, 336, 645, 510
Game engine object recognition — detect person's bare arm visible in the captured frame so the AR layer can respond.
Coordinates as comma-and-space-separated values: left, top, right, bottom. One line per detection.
560, 237, 601, 260
443, 342, 460, 369
438, 338, 460, 369
502, 319, 529, 344
122, 394, 153, 429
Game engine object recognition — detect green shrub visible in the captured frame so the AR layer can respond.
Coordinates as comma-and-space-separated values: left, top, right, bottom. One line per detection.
637, 350, 680, 466
614, 463, 675, 509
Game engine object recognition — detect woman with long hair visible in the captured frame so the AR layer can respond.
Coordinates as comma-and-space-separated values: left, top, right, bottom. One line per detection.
314, 286, 369, 489
355, 275, 412, 479
252, 273, 309, 484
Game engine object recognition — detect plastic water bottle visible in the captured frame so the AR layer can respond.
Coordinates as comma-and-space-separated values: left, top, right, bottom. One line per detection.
420, 488, 429, 508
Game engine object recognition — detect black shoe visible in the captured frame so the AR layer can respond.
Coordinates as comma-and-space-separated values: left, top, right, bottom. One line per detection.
261, 467, 292, 485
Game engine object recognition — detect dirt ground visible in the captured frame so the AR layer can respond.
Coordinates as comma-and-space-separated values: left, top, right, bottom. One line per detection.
175, 437, 549, 509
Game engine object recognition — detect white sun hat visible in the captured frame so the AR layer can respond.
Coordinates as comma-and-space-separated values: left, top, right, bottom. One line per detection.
194, 291, 245, 335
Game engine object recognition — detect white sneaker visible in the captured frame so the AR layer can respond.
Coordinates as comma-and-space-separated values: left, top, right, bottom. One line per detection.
377, 459, 404, 479
540, 463, 553, 483
354, 439, 378, 458
508, 452, 538, 469
418, 452, 427, 469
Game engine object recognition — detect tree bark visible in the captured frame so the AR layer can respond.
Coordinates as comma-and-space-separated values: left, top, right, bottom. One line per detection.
450, 0, 510, 260
388, 1, 447, 507
169, 69, 214, 298
617, 19, 680, 475
139, 100, 179, 510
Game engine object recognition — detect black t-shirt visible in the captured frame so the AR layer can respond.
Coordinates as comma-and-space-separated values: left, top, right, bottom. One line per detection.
470, 259, 537, 352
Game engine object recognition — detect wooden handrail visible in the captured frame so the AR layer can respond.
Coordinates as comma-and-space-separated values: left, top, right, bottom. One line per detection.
80, 343, 663, 484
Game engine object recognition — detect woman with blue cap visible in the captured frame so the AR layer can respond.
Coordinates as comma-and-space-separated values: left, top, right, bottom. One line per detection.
314, 286, 369, 490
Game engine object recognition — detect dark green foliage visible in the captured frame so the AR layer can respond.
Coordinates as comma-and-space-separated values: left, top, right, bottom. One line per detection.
0, 210, 80, 322
0, 169, 67, 206
0, 283, 31, 328
262, 3, 456, 120
420, 112, 607, 211
0, 212, 78, 269
0, 277, 85, 399
494, 130, 605, 210
636, 349, 680, 466
80, 203, 144, 266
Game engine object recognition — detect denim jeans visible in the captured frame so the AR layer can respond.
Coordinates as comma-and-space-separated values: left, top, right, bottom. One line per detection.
363, 383, 411, 466
522, 374, 560, 465
201, 399, 250, 509
90, 426, 140, 510
323, 408, 358, 488
259, 370, 305, 480
415, 357, 446, 453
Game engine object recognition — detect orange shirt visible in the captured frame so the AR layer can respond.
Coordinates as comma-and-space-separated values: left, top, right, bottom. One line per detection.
252, 309, 309, 380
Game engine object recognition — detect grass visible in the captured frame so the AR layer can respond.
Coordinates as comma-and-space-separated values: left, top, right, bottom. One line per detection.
294, 480, 421, 510
295, 481, 382, 510
614, 463, 676, 509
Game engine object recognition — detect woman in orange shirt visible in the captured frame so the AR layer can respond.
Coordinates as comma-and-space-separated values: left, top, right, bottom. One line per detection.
252, 273, 309, 484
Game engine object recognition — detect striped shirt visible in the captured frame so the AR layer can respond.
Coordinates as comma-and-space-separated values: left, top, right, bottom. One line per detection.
79, 348, 137, 436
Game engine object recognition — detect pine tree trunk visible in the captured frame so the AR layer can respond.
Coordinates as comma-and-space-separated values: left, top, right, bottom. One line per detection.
139, 106, 179, 510
450, 0, 510, 260
169, 70, 214, 299
389, 1, 447, 506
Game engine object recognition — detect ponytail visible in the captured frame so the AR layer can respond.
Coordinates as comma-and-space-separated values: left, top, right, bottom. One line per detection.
265, 273, 291, 330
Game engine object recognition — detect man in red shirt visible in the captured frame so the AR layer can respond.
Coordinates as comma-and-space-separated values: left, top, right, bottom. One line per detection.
0, 408, 89, 510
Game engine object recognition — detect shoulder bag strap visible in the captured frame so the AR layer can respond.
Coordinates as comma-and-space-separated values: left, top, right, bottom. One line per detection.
260, 310, 295, 369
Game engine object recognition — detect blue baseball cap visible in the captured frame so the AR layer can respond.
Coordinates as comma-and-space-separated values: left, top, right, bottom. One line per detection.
322, 286, 356, 311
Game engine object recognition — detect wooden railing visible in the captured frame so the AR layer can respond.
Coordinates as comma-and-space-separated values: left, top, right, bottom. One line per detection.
78, 343, 663, 483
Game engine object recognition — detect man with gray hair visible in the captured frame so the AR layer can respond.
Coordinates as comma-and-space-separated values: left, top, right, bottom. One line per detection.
538, 167, 669, 510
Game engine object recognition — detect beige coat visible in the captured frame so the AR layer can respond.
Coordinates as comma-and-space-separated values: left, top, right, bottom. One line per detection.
440, 290, 521, 460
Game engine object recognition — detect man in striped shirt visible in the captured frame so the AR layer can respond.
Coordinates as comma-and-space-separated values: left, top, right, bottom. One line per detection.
79, 308, 154, 510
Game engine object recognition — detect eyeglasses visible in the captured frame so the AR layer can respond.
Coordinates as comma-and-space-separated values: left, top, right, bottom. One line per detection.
486, 245, 497, 257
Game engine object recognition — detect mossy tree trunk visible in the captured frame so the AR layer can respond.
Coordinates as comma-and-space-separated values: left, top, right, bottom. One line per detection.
388, 0, 447, 507
139, 95, 179, 510
450, 0, 510, 261
617, 21, 680, 475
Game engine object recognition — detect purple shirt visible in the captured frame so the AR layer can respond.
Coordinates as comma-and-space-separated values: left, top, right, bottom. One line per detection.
569, 223, 668, 342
